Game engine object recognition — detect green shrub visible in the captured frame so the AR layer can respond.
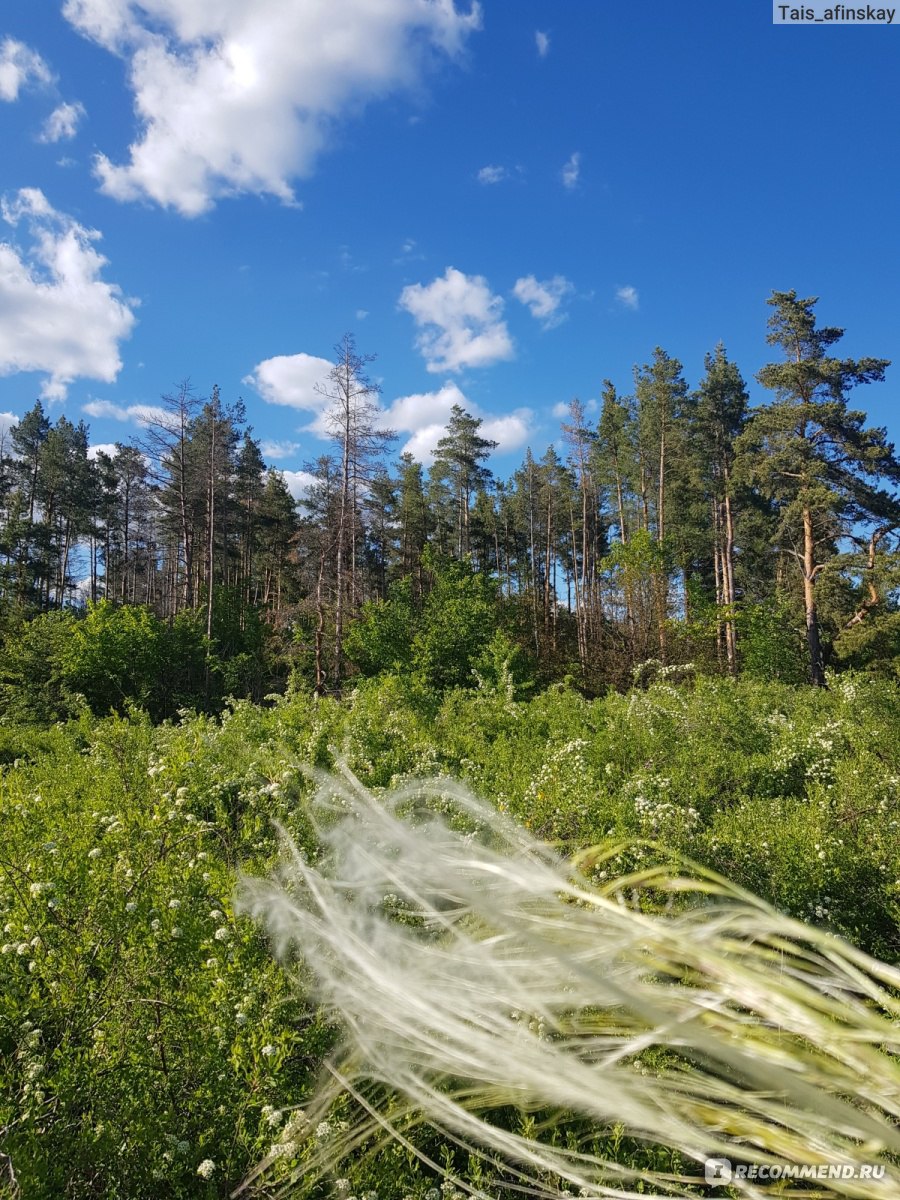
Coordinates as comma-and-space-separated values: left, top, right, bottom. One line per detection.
2, 672, 899, 1195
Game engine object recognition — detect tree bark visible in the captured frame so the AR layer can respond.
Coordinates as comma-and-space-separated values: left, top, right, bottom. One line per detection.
802, 506, 826, 686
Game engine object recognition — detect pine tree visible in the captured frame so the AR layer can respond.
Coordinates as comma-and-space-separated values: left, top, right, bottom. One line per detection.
429, 405, 497, 558
144, 382, 202, 614
234, 435, 267, 608
317, 334, 394, 692
395, 452, 430, 590
634, 348, 690, 655
693, 344, 749, 671
742, 290, 900, 685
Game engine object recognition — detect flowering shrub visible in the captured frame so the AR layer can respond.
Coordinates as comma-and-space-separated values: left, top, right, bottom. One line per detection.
1, 673, 899, 1194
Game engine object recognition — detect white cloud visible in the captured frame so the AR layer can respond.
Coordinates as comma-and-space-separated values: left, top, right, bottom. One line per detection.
479, 410, 532, 454
243, 352, 333, 436
82, 399, 167, 425
477, 164, 507, 185
281, 468, 317, 499
0, 38, 52, 102
382, 380, 465, 459
535, 30, 549, 57
247, 348, 531, 461
512, 274, 573, 329
39, 101, 86, 143
63, 0, 482, 216
384, 380, 531, 462
551, 401, 569, 420
355, 308, 369, 320
0, 411, 19, 442
87, 441, 120, 459
616, 284, 639, 311
399, 266, 514, 373
260, 438, 300, 459
561, 151, 581, 190
0, 189, 137, 401
83, 399, 129, 420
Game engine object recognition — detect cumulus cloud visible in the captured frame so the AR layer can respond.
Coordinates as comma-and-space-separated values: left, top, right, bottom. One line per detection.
535, 30, 550, 57
616, 284, 639, 311
260, 438, 300, 459
512, 274, 573, 329
479, 410, 532, 453
280, 469, 318, 500
39, 100, 86, 143
383, 380, 531, 462
0, 38, 53, 102
87, 441, 120, 459
248, 349, 378, 447
0, 412, 19, 443
248, 358, 531, 465
477, 164, 507, 185
0, 189, 137, 401
561, 151, 581, 190
62, 0, 482, 215
399, 266, 514, 373
82, 399, 167, 425
243, 352, 334, 434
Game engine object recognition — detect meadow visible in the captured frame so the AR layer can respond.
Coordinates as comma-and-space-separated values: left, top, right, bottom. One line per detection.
2, 669, 899, 1197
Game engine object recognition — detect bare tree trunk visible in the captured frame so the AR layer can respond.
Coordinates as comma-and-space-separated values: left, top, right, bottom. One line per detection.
842, 525, 896, 628
206, 411, 215, 642
713, 500, 724, 667
543, 488, 553, 638
722, 487, 737, 673
802, 506, 826, 686
314, 544, 327, 696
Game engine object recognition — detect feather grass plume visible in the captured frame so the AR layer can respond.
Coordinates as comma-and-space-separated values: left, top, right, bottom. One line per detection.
238, 764, 900, 1197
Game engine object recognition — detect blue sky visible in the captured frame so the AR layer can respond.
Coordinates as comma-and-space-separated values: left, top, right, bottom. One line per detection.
1, 1, 898, 493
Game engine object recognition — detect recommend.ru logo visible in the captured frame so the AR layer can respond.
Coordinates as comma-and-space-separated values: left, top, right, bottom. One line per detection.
704, 1157, 886, 1185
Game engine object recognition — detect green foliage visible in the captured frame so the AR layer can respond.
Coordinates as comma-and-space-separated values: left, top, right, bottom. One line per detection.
64, 601, 169, 714
0, 703, 334, 1198
833, 611, 900, 677
735, 599, 808, 683
0, 600, 295, 726
0, 610, 85, 724
411, 557, 500, 691
2, 673, 900, 1195
346, 557, 519, 695
343, 577, 416, 677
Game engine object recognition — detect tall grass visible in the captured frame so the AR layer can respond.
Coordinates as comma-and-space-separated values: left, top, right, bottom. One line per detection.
242, 764, 900, 1198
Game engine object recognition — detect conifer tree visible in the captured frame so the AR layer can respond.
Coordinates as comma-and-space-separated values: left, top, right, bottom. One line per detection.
634, 348, 690, 655
429, 405, 497, 558
395, 452, 430, 590
317, 334, 394, 691
693, 344, 749, 671
742, 290, 900, 685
